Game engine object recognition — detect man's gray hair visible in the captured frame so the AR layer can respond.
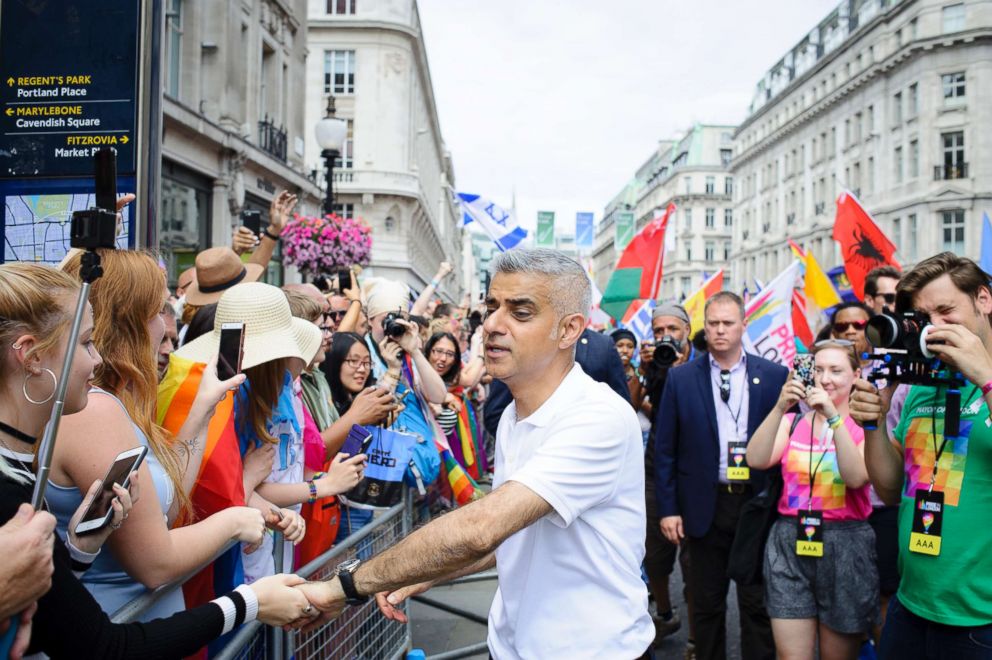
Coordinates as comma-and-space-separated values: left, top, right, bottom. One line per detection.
491, 248, 591, 319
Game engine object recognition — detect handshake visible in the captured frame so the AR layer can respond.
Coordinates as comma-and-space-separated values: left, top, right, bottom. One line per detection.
249, 572, 431, 631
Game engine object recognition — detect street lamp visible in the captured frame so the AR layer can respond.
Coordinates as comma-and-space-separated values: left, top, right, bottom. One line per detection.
314, 95, 348, 216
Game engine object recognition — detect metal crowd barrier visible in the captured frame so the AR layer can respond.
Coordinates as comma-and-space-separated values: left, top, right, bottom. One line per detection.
112, 491, 415, 660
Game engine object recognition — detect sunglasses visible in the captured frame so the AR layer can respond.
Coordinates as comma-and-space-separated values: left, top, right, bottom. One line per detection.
324, 310, 349, 323
832, 320, 868, 333
719, 369, 731, 403
880, 293, 896, 304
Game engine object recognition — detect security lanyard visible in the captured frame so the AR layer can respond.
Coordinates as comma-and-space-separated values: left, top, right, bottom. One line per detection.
928, 384, 980, 492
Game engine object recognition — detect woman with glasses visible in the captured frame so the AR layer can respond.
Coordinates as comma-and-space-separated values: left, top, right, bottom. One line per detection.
746, 340, 878, 660
424, 332, 487, 475
325, 332, 401, 540
828, 302, 873, 365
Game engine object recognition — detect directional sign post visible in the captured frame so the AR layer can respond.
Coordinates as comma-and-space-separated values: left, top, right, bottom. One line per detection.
0, 0, 155, 263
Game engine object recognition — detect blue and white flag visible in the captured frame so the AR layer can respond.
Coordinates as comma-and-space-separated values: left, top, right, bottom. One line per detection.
981, 211, 992, 275
457, 193, 528, 252
575, 212, 595, 249
622, 299, 656, 344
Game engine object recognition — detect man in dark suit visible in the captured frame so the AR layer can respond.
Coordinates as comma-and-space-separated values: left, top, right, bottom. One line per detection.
654, 292, 787, 660
484, 327, 629, 436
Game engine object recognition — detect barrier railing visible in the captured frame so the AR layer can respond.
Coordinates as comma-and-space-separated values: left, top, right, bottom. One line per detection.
111, 491, 414, 660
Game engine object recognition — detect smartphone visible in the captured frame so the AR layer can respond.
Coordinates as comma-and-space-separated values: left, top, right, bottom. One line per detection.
341, 424, 373, 458
74, 446, 147, 535
336, 268, 353, 292
793, 354, 816, 390
217, 322, 246, 381
241, 210, 262, 237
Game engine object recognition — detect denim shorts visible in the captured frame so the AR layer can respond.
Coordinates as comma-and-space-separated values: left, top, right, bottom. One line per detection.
764, 516, 880, 634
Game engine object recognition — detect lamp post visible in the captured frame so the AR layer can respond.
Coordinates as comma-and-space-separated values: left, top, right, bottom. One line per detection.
314, 95, 348, 216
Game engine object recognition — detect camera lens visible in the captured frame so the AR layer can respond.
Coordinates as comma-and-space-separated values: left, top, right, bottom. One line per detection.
866, 314, 899, 348
653, 336, 680, 367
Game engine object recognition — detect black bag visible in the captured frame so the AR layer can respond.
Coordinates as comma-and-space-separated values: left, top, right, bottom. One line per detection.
726, 412, 801, 585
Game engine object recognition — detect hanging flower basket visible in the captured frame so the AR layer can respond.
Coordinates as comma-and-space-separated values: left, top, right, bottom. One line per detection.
280, 212, 372, 277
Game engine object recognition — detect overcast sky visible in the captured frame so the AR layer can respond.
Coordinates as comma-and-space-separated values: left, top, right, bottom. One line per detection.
418, 0, 839, 234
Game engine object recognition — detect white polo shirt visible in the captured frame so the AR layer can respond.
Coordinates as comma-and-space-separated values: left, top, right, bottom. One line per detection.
488, 363, 654, 659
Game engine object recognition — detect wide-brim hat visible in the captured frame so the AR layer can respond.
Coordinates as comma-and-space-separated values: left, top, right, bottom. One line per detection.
176, 281, 322, 370
185, 247, 265, 306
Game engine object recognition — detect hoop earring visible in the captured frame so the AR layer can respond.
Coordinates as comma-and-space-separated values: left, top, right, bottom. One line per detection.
11, 342, 22, 350
23, 368, 57, 405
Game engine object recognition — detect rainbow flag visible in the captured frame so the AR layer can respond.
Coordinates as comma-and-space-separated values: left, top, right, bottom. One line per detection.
158, 354, 246, 657
437, 442, 484, 506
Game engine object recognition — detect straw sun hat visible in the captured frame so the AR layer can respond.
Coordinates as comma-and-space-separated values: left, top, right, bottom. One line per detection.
184, 247, 265, 306
176, 282, 322, 370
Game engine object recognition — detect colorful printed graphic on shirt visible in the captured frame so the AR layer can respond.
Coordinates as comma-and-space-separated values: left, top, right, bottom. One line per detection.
784, 442, 848, 511
902, 417, 971, 507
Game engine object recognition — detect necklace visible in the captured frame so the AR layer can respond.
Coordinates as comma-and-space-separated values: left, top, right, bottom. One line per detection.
0, 420, 37, 446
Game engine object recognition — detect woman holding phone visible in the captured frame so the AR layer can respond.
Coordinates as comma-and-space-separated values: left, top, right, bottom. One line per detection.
746, 340, 878, 660
50, 250, 278, 620
0, 262, 313, 658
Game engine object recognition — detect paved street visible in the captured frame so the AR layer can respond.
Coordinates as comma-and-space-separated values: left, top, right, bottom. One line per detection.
411, 565, 742, 659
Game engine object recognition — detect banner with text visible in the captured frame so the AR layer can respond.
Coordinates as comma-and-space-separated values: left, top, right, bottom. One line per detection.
614, 211, 635, 250
743, 260, 802, 368
536, 211, 555, 248
575, 212, 594, 249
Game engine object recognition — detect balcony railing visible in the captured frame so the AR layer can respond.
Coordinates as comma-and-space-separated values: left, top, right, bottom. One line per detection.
258, 116, 287, 162
333, 171, 354, 183
934, 163, 968, 180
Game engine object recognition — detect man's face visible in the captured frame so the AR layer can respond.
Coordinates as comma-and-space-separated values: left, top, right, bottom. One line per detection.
704, 300, 745, 355
913, 274, 992, 341
325, 295, 349, 332
652, 315, 688, 344
157, 313, 178, 379
176, 270, 195, 299
866, 276, 899, 314
483, 272, 567, 384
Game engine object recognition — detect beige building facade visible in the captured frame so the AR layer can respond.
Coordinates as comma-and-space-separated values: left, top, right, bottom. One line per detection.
732, 0, 992, 287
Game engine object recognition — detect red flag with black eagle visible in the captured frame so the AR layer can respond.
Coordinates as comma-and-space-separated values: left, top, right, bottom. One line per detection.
832, 191, 900, 299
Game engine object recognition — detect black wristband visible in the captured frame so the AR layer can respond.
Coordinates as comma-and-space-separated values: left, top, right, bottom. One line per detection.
263, 228, 281, 241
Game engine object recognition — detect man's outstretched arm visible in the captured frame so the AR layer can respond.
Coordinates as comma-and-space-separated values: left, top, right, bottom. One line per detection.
296, 481, 550, 618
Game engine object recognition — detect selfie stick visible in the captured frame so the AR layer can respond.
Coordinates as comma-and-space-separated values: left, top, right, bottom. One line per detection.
30, 149, 117, 510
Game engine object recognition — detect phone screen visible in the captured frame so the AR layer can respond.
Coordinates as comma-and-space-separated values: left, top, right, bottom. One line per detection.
79, 450, 145, 524
241, 210, 262, 236
337, 269, 353, 292
218, 322, 245, 381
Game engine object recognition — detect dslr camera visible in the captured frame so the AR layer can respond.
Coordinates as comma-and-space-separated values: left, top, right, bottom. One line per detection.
865, 309, 961, 388
382, 311, 408, 339
653, 335, 684, 368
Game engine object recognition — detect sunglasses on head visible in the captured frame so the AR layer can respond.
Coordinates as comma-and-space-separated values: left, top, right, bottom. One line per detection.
832, 319, 868, 333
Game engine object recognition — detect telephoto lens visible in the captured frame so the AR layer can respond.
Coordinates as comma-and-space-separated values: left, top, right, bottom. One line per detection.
653, 336, 682, 367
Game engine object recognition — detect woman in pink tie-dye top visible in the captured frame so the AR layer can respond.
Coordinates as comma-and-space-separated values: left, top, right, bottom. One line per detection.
747, 340, 878, 660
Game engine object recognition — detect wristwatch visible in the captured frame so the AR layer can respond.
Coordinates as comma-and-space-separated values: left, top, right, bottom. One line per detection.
335, 558, 368, 605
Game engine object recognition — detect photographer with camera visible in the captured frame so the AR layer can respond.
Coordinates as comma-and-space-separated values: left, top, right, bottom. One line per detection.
638, 303, 697, 650
850, 252, 992, 659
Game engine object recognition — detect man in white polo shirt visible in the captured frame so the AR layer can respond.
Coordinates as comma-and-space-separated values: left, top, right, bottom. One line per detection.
292, 248, 654, 658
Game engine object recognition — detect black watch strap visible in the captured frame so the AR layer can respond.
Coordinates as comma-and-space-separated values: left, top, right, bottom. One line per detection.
263, 228, 281, 241
337, 564, 368, 605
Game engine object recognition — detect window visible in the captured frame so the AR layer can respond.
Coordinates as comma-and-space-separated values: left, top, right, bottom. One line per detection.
893, 92, 902, 124
341, 119, 354, 168
684, 177, 692, 194
684, 208, 692, 228
942, 72, 966, 103
720, 149, 733, 167
705, 241, 715, 261
724, 176, 733, 195
909, 139, 919, 178
705, 176, 715, 194
161, 161, 212, 286
332, 203, 355, 219
829, 127, 836, 156
705, 208, 715, 228
908, 83, 918, 118
894, 146, 903, 183
724, 208, 733, 227
685, 243, 693, 261
854, 112, 862, 142
941, 210, 965, 252
323, 50, 355, 95
680, 276, 692, 295
942, 3, 965, 33
910, 18, 919, 40
723, 241, 731, 260
908, 214, 918, 260
866, 105, 874, 134
867, 156, 875, 193
892, 217, 902, 254
942, 131, 965, 175
895, 28, 903, 48
326, 0, 356, 13
164, 0, 182, 98
844, 118, 851, 146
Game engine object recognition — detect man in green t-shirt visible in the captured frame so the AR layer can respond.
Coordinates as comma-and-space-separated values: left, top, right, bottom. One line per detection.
851, 252, 992, 658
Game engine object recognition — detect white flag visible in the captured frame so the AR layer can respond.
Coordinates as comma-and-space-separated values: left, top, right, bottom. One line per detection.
742, 261, 802, 367
457, 193, 528, 252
